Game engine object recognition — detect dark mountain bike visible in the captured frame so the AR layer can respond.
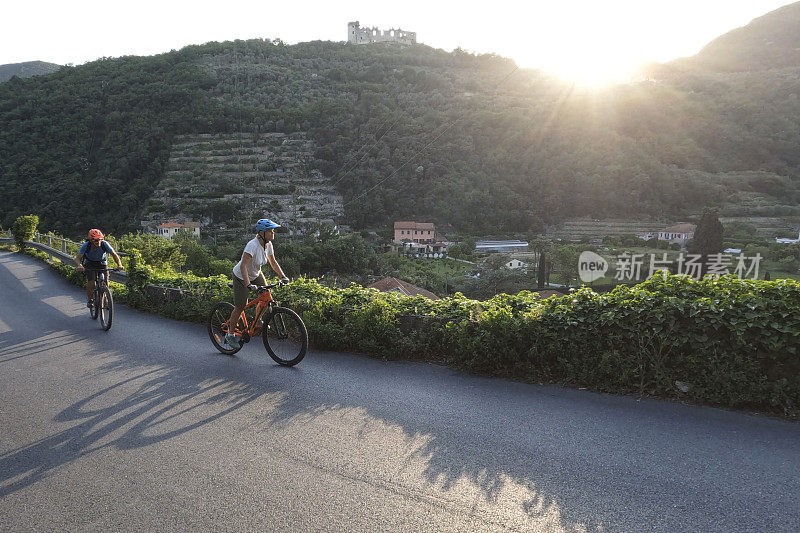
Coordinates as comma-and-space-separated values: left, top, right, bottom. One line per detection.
85, 267, 121, 331
208, 282, 308, 366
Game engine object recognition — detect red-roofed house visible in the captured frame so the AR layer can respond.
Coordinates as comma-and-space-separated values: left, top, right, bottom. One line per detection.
394, 221, 435, 244
155, 221, 200, 240
367, 277, 439, 300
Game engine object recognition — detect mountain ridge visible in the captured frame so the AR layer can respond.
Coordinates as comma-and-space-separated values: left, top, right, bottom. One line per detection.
0, 60, 61, 83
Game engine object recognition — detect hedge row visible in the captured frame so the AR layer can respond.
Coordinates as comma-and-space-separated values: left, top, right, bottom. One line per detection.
279, 275, 800, 419
18, 245, 800, 419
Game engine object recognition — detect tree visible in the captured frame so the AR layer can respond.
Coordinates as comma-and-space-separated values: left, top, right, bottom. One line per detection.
689, 210, 724, 256
12, 214, 38, 249
118, 232, 186, 270
689, 210, 724, 276
551, 245, 581, 288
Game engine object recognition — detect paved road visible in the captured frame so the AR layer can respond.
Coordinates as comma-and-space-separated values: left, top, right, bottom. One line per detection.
0, 250, 798, 532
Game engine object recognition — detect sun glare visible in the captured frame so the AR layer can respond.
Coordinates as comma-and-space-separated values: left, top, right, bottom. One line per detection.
539, 51, 637, 88
507, 3, 674, 88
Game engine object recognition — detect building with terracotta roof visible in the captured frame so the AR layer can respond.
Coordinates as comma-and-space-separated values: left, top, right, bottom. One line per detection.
367, 277, 439, 300
658, 223, 695, 245
394, 221, 436, 244
155, 221, 200, 240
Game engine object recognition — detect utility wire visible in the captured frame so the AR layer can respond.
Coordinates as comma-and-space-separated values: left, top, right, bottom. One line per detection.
330, 109, 404, 188
343, 65, 520, 208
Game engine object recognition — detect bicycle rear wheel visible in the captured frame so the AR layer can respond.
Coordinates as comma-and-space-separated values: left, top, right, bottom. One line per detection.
98, 287, 113, 331
263, 307, 307, 366
208, 302, 243, 355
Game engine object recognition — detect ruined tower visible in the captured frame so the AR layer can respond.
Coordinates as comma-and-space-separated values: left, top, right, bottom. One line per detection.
347, 21, 417, 45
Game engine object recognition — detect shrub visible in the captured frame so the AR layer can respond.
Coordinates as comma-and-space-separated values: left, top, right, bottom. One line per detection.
12, 214, 38, 249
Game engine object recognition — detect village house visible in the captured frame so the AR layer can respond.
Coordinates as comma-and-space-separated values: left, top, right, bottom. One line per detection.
504, 259, 528, 270
155, 221, 200, 240
658, 223, 696, 245
394, 221, 436, 244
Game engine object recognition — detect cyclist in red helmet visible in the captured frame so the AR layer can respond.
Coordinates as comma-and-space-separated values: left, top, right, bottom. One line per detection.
74, 229, 124, 308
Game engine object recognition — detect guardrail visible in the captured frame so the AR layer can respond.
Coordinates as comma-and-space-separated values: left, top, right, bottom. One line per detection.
2, 232, 202, 299
24, 232, 130, 284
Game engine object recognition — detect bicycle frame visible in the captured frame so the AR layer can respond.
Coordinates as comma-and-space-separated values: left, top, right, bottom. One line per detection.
226, 287, 275, 337
83, 267, 111, 289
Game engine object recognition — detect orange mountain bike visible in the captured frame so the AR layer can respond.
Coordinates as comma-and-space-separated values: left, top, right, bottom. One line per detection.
208, 281, 308, 366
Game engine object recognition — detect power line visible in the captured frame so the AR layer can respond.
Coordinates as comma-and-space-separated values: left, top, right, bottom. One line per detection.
343, 65, 520, 209
330, 109, 404, 188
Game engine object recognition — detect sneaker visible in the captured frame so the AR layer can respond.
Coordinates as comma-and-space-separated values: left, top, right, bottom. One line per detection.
87, 300, 94, 308
224, 333, 240, 349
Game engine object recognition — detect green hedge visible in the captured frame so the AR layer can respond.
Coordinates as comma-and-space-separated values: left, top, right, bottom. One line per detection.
277, 276, 800, 419
17, 242, 800, 419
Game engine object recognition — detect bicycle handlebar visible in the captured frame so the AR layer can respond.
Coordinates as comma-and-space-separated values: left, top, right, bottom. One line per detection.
248, 282, 280, 292
81, 266, 124, 272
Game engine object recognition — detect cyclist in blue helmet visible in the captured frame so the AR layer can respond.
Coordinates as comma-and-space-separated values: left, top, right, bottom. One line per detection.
225, 218, 290, 349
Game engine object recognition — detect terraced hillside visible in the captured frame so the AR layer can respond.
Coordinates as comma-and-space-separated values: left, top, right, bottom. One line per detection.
546, 219, 667, 240
142, 132, 343, 240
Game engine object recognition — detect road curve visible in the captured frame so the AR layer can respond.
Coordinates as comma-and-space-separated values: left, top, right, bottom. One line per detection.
0, 250, 798, 532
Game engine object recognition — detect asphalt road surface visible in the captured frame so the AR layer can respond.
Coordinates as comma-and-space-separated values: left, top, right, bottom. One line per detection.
0, 250, 798, 532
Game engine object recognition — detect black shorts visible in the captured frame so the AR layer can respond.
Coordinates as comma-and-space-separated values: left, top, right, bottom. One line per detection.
84, 261, 107, 282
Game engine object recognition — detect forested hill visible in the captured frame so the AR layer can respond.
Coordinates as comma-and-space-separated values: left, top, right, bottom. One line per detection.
1, 3, 800, 238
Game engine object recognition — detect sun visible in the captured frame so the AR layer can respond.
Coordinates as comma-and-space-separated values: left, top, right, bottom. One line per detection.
516, 33, 644, 88
506, 4, 664, 88
540, 51, 637, 87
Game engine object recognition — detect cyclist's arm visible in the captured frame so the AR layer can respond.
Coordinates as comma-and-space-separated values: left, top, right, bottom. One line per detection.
74, 253, 85, 271
110, 251, 124, 269
267, 254, 286, 279
240, 252, 253, 286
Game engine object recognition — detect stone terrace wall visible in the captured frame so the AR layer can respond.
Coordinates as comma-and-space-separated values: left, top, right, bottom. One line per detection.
143, 132, 343, 240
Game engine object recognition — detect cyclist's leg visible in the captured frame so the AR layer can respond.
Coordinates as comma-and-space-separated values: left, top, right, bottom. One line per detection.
85, 270, 96, 304
226, 276, 249, 346
251, 273, 267, 335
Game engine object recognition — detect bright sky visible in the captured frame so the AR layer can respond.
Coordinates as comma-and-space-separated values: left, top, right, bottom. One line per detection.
3, 0, 793, 85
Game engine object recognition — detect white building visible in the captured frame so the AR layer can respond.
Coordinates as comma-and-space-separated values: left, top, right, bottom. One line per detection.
505, 259, 528, 270
155, 221, 200, 240
776, 229, 800, 244
475, 240, 529, 253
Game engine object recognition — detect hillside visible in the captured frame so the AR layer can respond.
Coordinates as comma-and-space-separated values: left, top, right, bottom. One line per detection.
0, 61, 61, 82
1, 15, 800, 238
145, 131, 343, 239
687, 1, 800, 72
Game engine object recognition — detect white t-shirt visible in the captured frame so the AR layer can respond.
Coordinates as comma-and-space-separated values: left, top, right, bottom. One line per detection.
233, 238, 274, 282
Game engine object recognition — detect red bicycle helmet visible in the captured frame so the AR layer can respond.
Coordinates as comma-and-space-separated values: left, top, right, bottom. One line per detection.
88, 228, 104, 240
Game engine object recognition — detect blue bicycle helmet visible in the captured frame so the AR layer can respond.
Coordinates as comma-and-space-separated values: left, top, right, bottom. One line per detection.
255, 218, 281, 232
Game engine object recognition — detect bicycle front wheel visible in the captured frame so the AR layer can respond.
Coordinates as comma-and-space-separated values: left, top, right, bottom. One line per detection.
99, 287, 113, 331
263, 307, 307, 366
90, 288, 100, 320
208, 302, 242, 355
